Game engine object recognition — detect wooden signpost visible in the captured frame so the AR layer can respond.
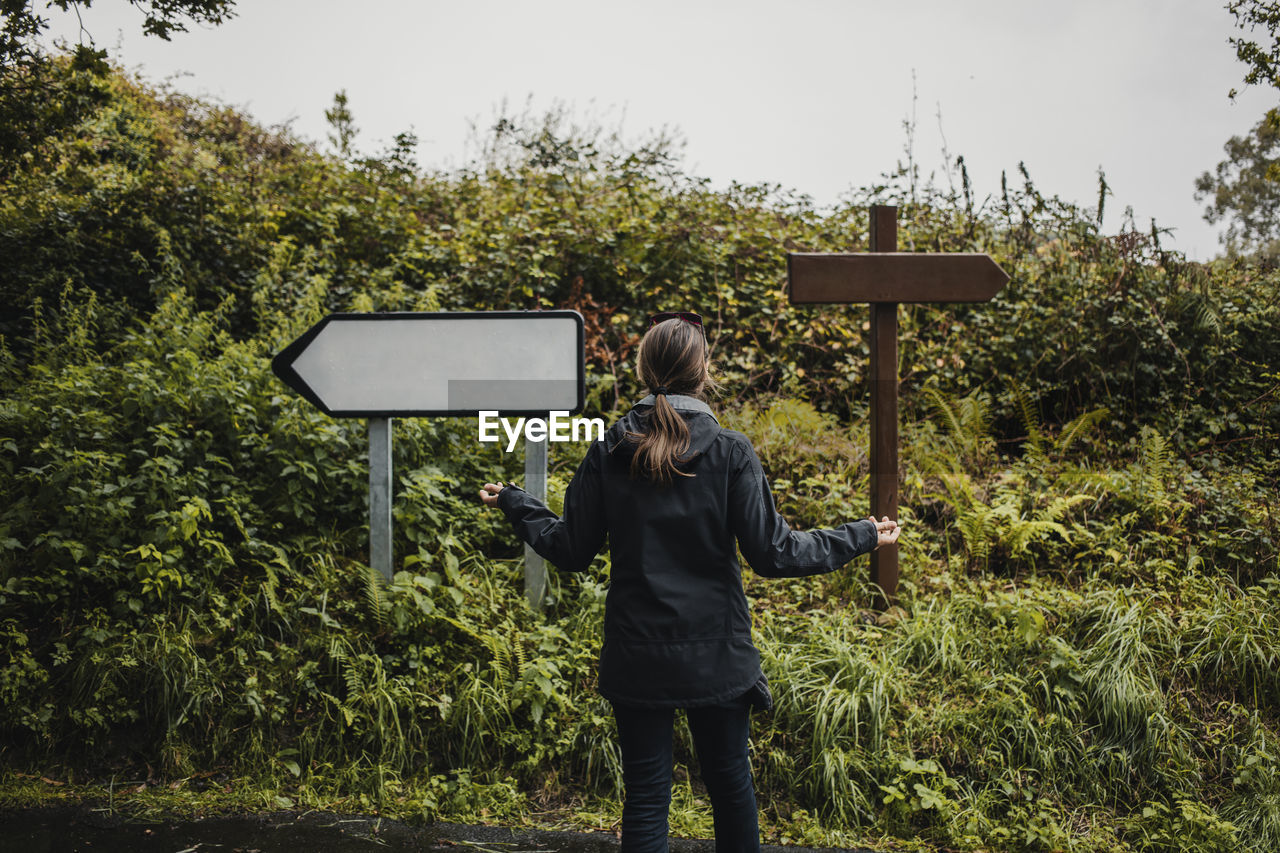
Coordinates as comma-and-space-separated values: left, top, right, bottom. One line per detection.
788, 205, 1010, 607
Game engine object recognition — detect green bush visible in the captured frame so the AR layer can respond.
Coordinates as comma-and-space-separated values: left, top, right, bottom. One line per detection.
0, 50, 1277, 851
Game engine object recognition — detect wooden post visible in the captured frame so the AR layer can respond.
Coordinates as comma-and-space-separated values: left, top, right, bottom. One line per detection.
786, 208, 1008, 609
868, 205, 899, 608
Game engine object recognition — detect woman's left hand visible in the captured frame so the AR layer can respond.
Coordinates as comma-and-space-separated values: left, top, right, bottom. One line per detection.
479, 482, 505, 508
870, 515, 901, 550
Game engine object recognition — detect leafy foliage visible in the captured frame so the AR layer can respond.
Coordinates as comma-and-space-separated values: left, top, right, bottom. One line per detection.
0, 0, 237, 70
0, 51, 1278, 851
1213, 2, 1280, 262
1228, 0, 1280, 96
1195, 110, 1280, 260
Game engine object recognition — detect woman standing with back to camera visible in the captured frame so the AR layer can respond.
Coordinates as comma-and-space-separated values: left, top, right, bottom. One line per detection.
479, 312, 900, 852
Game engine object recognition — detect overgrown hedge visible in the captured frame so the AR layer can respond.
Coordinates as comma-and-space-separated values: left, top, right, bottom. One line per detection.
1, 51, 1278, 851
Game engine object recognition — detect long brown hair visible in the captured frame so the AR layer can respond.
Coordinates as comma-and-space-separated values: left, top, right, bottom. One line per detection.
624, 317, 715, 484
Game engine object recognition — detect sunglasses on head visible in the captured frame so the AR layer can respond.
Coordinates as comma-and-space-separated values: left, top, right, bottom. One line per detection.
648, 311, 703, 329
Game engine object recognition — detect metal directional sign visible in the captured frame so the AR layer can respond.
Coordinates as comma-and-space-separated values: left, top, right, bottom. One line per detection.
788, 207, 1010, 608
271, 310, 584, 593
272, 311, 585, 418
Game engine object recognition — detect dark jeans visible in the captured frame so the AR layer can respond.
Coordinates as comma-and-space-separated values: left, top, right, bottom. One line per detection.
611, 695, 760, 853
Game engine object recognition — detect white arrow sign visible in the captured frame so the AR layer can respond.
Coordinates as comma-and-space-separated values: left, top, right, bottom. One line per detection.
272, 311, 585, 417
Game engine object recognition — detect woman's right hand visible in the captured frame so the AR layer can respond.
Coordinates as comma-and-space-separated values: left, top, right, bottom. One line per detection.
870, 516, 901, 550
479, 482, 505, 508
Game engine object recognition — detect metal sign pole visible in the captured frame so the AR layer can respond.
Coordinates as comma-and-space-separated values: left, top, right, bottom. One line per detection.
523, 429, 548, 610
369, 417, 393, 581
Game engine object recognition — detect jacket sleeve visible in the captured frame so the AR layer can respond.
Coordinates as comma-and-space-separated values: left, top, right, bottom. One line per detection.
495, 441, 606, 573
727, 438, 878, 578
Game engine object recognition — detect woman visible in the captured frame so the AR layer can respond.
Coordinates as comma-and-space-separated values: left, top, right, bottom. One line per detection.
479, 311, 900, 852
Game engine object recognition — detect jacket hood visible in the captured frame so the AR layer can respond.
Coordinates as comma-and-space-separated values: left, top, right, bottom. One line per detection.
603, 394, 722, 465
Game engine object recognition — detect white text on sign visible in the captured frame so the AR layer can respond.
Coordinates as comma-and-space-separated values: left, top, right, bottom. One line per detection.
478, 411, 607, 452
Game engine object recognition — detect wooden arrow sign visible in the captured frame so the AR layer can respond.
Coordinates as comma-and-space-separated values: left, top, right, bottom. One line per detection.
786, 207, 1011, 609
272, 311, 585, 418
788, 252, 1010, 303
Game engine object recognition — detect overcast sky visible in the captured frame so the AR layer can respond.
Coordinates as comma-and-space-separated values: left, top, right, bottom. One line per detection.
43, 0, 1280, 260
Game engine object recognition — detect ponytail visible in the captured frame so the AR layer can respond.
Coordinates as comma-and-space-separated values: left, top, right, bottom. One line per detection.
629, 392, 694, 485
624, 317, 714, 485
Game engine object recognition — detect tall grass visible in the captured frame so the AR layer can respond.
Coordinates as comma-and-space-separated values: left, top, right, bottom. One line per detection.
3, 385, 1277, 850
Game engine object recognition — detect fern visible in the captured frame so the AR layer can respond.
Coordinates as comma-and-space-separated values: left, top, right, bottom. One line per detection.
1012, 382, 1047, 466
1042, 493, 1092, 524
363, 562, 387, 628
513, 636, 528, 678
1003, 493, 1091, 559
343, 655, 364, 699
319, 690, 356, 727
1137, 426, 1173, 503
956, 501, 997, 566
958, 392, 994, 451
328, 635, 348, 663
260, 562, 281, 614
436, 613, 523, 682
1057, 407, 1109, 456
926, 386, 966, 447
258, 544, 290, 615
922, 387, 995, 474
939, 470, 996, 566
938, 466, 1092, 568
486, 635, 514, 682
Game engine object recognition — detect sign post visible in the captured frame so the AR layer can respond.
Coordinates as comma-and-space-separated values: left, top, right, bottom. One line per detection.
868, 206, 899, 607
369, 417, 393, 582
522, 434, 548, 609
272, 311, 584, 600
788, 205, 1009, 607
